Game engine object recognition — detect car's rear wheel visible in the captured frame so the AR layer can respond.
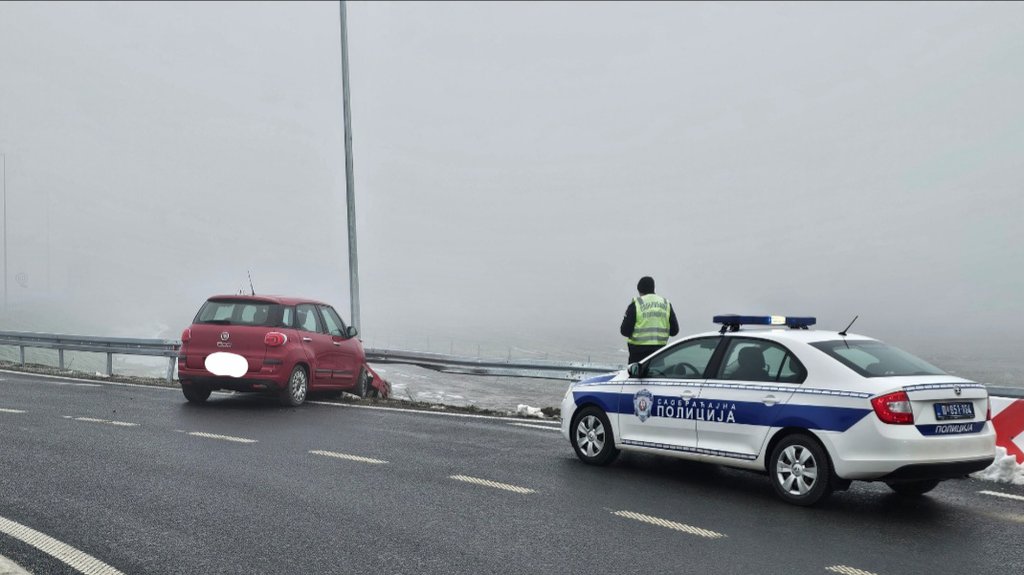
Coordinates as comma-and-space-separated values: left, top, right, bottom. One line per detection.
770, 434, 833, 506
280, 366, 308, 407
570, 406, 620, 466
887, 479, 941, 496
182, 385, 211, 404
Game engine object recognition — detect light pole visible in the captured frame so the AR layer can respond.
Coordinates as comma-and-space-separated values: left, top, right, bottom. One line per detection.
339, 1, 360, 331
2, 152, 6, 312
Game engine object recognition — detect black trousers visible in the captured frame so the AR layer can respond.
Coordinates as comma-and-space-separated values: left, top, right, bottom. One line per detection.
627, 344, 664, 364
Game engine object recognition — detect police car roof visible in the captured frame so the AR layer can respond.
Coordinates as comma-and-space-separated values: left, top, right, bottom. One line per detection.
689, 328, 875, 345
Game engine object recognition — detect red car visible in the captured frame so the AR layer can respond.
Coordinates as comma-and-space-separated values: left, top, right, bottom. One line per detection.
178, 295, 385, 406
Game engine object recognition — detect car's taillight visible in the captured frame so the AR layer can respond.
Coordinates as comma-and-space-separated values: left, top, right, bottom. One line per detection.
181, 328, 191, 343
986, 397, 991, 421
871, 391, 914, 425
265, 332, 287, 347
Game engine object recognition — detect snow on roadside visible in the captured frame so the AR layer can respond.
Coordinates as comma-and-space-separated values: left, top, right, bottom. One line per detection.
970, 447, 1024, 485
516, 404, 545, 418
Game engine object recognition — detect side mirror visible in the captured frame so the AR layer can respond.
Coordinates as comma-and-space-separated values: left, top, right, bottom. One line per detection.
346, 326, 359, 338
627, 363, 642, 378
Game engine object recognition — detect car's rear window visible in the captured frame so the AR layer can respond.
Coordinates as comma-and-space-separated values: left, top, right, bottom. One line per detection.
809, 340, 946, 378
194, 299, 291, 327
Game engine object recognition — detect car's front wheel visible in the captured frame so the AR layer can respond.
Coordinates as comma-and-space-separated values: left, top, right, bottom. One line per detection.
887, 479, 941, 496
182, 385, 211, 404
570, 406, 620, 466
769, 434, 833, 506
280, 366, 308, 407
355, 368, 371, 398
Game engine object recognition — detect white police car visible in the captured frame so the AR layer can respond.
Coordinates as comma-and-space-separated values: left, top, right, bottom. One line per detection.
561, 315, 996, 506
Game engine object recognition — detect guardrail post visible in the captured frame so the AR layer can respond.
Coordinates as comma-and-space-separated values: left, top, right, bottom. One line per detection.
19, 346, 25, 365
59, 349, 64, 370
106, 353, 113, 377
166, 357, 174, 383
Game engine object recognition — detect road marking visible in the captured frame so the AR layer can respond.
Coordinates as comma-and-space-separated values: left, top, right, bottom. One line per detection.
187, 431, 257, 444
0, 553, 31, 575
449, 475, 536, 494
611, 510, 726, 539
0, 368, 175, 391
979, 490, 1024, 502
62, 416, 138, 427
507, 422, 560, 431
0, 408, 26, 414
0, 514, 126, 575
826, 566, 878, 575
309, 400, 561, 425
309, 450, 389, 464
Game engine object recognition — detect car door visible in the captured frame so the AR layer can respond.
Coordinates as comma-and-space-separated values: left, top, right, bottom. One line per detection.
696, 337, 805, 461
318, 305, 359, 387
294, 303, 336, 387
617, 337, 721, 453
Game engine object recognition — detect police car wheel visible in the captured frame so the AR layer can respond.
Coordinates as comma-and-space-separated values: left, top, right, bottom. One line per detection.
769, 434, 833, 506
571, 407, 619, 466
886, 479, 941, 496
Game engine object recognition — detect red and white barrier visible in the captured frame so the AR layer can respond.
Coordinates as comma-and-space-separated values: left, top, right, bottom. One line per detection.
991, 396, 1024, 464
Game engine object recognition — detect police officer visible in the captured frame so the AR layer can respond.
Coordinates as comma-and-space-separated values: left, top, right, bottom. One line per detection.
620, 276, 679, 364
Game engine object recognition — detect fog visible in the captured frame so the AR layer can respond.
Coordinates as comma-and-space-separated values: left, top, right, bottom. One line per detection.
0, 2, 1021, 377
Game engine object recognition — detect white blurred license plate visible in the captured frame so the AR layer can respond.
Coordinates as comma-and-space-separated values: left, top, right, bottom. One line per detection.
934, 401, 974, 421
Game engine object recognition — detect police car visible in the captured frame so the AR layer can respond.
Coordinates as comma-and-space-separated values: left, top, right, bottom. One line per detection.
561, 315, 996, 506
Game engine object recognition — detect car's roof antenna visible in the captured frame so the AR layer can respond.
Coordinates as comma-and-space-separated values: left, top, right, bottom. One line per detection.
839, 315, 858, 337
247, 270, 256, 296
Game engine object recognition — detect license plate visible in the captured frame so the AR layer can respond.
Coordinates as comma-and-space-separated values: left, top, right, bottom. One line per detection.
934, 401, 975, 421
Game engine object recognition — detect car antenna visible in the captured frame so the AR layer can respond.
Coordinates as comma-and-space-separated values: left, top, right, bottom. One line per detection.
247, 270, 256, 296
839, 315, 858, 337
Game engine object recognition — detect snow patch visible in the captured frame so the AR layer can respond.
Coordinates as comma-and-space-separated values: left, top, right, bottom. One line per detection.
516, 404, 544, 418
970, 447, 1024, 485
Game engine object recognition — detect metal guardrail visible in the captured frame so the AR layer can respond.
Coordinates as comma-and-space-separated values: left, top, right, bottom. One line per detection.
0, 330, 180, 382
364, 348, 621, 381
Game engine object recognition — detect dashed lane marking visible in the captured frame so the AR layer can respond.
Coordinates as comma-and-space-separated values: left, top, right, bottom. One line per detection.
185, 431, 257, 444
0, 408, 26, 414
0, 514, 126, 575
449, 475, 536, 494
507, 422, 560, 431
979, 490, 1024, 502
611, 510, 726, 539
309, 400, 561, 425
0, 552, 31, 575
62, 416, 138, 427
826, 566, 879, 575
309, 450, 389, 464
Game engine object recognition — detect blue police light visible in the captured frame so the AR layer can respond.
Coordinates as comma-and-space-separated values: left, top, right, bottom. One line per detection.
713, 314, 816, 332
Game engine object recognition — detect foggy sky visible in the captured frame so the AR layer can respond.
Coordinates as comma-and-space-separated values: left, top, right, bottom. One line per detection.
0, 1, 1022, 365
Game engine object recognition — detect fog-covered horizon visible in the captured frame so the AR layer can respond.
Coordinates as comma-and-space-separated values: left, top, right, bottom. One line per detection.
1, 2, 1022, 376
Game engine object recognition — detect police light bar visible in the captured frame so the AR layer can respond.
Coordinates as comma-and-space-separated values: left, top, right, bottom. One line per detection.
713, 315, 816, 332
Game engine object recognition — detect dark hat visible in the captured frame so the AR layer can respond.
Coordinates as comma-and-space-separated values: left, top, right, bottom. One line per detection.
637, 276, 655, 294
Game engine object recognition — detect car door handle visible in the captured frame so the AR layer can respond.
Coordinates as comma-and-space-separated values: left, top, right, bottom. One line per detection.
333, 342, 341, 346
302, 337, 312, 342
762, 394, 778, 406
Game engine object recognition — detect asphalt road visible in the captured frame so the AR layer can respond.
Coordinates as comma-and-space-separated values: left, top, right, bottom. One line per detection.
1, 370, 1022, 575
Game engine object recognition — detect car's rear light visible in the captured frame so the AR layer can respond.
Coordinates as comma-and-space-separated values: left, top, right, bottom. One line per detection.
871, 391, 914, 425
264, 332, 288, 347
986, 397, 991, 421
181, 328, 191, 343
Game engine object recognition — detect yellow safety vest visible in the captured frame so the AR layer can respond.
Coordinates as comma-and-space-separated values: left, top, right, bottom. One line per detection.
628, 294, 671, 346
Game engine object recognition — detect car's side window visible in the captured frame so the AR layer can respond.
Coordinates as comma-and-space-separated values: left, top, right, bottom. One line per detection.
295, 304, 323, 333
645, 338, 719, 379
717, 339, 806, 383
280, 306, 294, 328
319, 306, 347, 337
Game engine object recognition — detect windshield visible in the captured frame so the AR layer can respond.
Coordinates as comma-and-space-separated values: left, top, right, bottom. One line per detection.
810, 340, 947, 378
194, 299, 289, 327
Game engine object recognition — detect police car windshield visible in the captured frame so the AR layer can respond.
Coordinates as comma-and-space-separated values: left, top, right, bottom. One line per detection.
810, 340, 947, 378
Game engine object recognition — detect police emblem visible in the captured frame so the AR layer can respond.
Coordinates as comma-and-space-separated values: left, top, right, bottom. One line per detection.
634, 389, 654, 422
